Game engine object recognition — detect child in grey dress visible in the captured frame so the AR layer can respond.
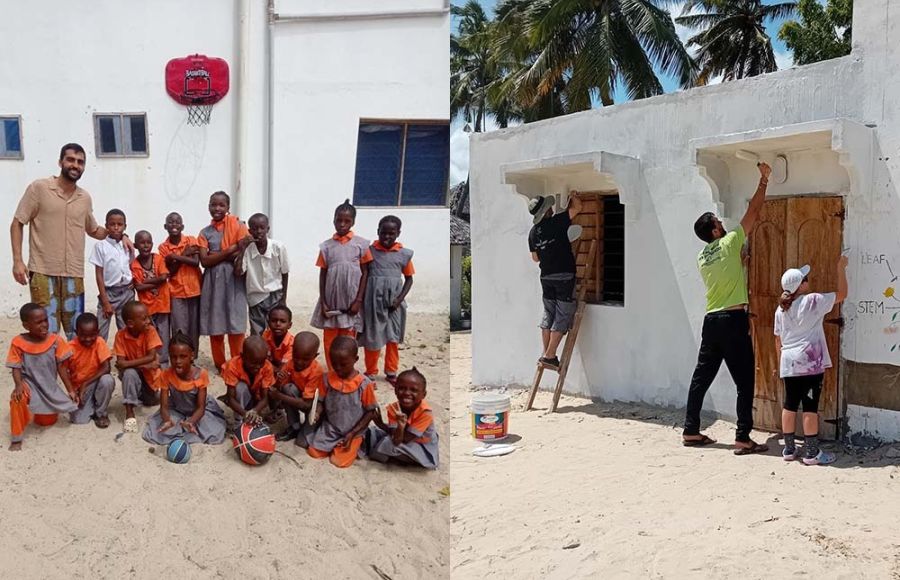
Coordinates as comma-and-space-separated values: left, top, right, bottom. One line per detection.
367, 367, 438, 469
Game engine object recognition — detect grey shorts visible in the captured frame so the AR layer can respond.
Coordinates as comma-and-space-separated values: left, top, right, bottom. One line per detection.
540, 276, 576, 333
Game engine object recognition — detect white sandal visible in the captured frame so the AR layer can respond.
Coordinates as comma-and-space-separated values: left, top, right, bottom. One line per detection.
123, 418, 138, 433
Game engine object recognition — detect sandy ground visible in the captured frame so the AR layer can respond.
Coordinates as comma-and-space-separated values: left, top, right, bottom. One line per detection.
0, 312, 449, 580
449, 333, 900, 579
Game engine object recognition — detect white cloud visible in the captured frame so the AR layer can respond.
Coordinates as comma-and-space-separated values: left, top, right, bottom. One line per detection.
775, 48, 794, 71
450, 115, 509, 186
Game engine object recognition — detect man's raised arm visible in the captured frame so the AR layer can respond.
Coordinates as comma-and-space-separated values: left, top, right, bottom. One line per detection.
739, 162, 772, 235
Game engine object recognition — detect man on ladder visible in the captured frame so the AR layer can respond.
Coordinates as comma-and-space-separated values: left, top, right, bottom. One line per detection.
527, 193, 583, 367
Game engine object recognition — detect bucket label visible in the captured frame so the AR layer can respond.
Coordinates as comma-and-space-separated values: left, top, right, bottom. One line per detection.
472, 411, 507, 440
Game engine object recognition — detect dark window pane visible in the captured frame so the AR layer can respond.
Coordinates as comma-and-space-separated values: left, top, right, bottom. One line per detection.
98, 117, 119, 154
4, 119, 21, 153
601, 195, 625, 304
129, 115, 147, 153
353, 123, 403, 206
400, 124, 449, 206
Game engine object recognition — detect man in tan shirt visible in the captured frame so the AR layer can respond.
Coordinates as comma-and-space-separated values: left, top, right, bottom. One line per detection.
10, 143, 120, 339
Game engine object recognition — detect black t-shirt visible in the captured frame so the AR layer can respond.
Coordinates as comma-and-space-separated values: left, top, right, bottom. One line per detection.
528, 211, 575, 277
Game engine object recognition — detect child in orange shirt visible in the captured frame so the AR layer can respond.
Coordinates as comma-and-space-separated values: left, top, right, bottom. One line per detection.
309, 199, 373, 371
198, 192, 253, 371
270, 331, 324, 442
263, 304, 294, 375
67, 313, 114, 429
114, 301, 162, 433
222, 335, 276, 426
158, 212, 203, 354
367, 367, 438, 469
132, 230, 171, 365
302, 336, 377, 468
7, 303, 78, 451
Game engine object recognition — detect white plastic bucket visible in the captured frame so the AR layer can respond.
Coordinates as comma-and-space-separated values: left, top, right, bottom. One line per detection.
470, 393, 511, 441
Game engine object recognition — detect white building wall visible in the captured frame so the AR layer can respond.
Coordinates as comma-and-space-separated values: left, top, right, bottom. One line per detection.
0, 0, 449, 318
470, 2, 900, 431
270, 0, 450, 313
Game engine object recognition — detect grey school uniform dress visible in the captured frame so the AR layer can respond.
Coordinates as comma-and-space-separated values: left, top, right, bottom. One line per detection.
309, 234, 371, 332
302, 374, 377, 453
7, 335, 78, 442
142, 368, 226, 445
199, 224, 247, 336
365, 401, 439, 469
359, 244, 413, 351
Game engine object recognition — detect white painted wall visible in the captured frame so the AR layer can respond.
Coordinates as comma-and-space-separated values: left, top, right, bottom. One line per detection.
0, 0, 449, 319
470, 2, 900, 436
270, 1, 450, 313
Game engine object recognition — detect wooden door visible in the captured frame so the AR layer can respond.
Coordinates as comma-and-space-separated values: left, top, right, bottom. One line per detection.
748, 196, 843, 439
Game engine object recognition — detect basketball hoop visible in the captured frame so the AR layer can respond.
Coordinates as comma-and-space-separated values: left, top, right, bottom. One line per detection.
165, 54, 230, 126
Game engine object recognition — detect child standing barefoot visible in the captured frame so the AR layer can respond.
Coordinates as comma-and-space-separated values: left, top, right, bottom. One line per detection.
775, 256, 848, 466
360, 215, 414, 385
367, 367, 438, 469
310, 199, 373, 371
7, 304, 78, 450
301, 336, 377, 468
131, 230, 171, 365
197, 192, 253, 371
143, 332, 226, 445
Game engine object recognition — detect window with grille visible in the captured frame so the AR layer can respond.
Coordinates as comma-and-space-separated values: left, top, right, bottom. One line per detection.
93, 113, 148, 157
352, 120, 449, 207
571, 192, 625, 305
1, 116, 23, 159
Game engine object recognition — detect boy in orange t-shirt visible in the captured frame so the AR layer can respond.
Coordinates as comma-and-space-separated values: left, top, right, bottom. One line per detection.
114, 301, 162, 433
158, 212, 203, 354
132, 230, 171, 365
270, 331, 325, 442
68, 313, 114, 429
222, 336, 276, 426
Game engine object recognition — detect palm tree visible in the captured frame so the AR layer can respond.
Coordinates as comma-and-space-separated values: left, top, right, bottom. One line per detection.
452, 1, 494, 132
491, 0, 697, 114
677, 0, 797, 84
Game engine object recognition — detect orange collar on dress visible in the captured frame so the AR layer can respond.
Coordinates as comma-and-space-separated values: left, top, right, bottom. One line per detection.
372, 241, 403, 252
327, 371, 364, 393
12, 334, 60, 355
332, 231, 355, 244
158, 367, 209, 392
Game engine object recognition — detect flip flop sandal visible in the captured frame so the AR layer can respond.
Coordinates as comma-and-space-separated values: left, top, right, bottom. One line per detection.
123, 418, 138, 433
733, 442, 769, 456
683, 435, 716, 447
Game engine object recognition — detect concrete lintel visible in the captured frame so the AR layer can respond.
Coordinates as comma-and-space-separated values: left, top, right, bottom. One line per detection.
501, 151, 642, 221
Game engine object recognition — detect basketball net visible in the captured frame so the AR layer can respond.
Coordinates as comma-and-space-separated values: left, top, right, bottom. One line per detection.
186, 104, 213, 126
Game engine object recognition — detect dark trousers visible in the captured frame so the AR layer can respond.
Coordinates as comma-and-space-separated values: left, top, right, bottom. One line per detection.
683, 310, 755, 442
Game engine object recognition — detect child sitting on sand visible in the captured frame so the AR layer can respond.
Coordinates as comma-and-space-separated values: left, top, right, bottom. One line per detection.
367, 367, 438, 469
269, 331, 325, 442
7, 303, 78, 450
302, 336, 377, 468
67, 313, 115, 429
114, 301, 162, 433
222, 335, 276, 426
143, 332, 227, 445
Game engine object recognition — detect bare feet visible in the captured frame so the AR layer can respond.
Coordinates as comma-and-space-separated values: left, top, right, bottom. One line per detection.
94, 416, 110, 429
8, 441, 22, 451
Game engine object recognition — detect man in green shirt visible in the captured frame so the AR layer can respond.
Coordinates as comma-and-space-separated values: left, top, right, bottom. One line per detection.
683, 162, 771, 455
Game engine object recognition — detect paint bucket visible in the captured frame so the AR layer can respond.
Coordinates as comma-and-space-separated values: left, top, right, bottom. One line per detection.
470, 393, 510, 441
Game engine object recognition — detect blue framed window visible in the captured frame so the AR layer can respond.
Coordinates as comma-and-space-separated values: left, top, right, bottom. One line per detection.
0, 117, 23, 159
93, 113, 149, 157
353, 120, 449, 207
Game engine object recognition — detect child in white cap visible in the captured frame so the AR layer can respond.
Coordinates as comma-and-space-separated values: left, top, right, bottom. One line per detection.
774, 255, 848, 465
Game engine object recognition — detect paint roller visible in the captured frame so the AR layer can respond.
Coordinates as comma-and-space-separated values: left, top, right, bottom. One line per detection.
735, 149, 761, 165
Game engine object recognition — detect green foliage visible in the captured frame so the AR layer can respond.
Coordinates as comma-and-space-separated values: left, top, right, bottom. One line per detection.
778, 0, 852, 66
461, 255, 472, 315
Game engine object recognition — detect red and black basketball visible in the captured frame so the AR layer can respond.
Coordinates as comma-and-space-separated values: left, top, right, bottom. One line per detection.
232, 422, 276, 466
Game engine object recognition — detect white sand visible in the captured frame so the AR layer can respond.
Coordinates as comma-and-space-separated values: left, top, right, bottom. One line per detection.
449, 333, 900, 579
0, 313, 449, 579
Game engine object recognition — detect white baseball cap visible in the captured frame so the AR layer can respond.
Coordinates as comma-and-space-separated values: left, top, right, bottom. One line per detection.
781, 265, 811, 293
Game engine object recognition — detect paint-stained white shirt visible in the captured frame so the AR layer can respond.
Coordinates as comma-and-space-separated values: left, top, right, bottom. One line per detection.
89, 237, 133, 287
242, 238, 290, 306
774, 292, 836, 378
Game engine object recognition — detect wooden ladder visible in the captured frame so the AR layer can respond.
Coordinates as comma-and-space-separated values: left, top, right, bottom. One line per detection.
525, 238, 598, 413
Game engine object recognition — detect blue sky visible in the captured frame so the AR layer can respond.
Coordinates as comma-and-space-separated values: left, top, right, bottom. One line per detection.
450, 0, 800, 183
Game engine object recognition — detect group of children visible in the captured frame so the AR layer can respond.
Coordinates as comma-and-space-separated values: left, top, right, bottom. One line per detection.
7, 194, 437, 470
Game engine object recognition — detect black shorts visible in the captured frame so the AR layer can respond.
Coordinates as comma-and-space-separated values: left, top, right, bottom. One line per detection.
783, 373, 824, 413
540, 276, 576, 333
